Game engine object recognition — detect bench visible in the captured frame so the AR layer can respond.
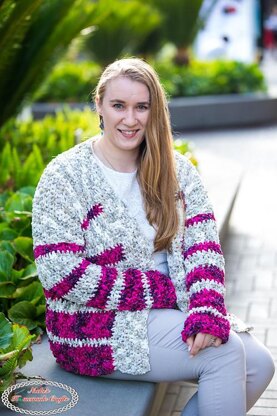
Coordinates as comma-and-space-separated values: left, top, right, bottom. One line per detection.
0, 152, 242, 416
0, 336, 163, 416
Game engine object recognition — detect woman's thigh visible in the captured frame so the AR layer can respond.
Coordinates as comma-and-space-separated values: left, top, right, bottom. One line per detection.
102, 309, 246, 383
103, 308, 189, 382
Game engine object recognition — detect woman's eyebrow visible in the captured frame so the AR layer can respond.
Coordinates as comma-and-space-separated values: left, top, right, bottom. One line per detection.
109, 99, 150, 105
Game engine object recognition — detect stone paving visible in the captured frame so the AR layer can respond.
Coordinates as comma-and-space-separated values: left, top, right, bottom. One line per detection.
159, 123, 277, 416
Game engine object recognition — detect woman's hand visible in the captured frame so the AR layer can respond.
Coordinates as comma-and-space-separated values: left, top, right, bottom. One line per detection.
186, 333, 222, 356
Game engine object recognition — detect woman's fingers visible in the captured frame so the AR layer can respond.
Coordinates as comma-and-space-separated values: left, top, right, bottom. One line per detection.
188, 333, 222, 356
186, 335, 195, 353
214, 338, 222, 347
189, 333, 206, 356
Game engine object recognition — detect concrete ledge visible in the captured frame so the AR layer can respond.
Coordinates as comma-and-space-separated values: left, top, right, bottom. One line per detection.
169, 93, 277, 130
31, 92, 277, 130
0, 337, 156, 416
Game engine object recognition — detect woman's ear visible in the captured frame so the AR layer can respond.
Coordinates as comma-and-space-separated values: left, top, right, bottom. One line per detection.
95, 96, 102, 115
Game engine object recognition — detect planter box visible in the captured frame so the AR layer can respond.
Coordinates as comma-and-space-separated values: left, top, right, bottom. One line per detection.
168, 93, 277, 130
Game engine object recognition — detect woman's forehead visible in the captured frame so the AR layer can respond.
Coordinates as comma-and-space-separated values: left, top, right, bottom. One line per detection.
104, 76, 150, 102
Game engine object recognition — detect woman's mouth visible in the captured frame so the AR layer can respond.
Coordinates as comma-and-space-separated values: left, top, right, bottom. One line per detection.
118, 129, 139, 139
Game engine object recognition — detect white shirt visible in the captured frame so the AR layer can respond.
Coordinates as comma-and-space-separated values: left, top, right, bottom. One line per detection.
94, 156, 169, 276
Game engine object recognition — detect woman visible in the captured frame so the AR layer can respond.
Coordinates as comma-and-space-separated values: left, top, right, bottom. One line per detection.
32, 58, 274, 415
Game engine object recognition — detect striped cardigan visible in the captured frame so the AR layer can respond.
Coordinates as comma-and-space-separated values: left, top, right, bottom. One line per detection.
32, 137, 249, 377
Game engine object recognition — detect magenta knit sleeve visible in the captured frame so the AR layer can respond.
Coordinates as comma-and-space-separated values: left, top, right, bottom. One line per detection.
180, 160, 230, 343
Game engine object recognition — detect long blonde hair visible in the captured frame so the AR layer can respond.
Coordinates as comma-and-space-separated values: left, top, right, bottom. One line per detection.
94, 58, 179, 251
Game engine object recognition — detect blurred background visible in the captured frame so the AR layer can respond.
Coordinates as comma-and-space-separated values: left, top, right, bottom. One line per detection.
0, 2, 277, 415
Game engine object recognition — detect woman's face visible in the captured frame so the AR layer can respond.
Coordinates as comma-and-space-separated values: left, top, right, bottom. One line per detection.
96, 76, 150, 154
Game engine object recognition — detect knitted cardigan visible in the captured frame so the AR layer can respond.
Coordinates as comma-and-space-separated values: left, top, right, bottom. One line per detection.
32, 137, 249, 377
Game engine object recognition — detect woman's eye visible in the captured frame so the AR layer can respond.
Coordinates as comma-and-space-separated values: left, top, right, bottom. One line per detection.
113, 103, 123, 109
137, 105, 149, 111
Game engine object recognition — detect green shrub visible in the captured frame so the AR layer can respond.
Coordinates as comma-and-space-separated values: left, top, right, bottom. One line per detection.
0, 187, 45, 336
0, 312, 35, 392
35, 58, 266, 103
34, 61, 102, 103
155, 59, 266, 97
0, 108, 99, 191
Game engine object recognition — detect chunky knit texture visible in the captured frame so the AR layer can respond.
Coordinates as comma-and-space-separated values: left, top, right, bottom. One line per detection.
32, 137, 249, 377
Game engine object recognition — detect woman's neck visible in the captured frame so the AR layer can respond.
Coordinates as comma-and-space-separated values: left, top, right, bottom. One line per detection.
93, 137, 139, 173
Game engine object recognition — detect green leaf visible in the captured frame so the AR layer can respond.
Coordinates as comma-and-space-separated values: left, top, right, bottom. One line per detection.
12, 236, 34, 262
5, 193, 25, 211
0, 312, 13, 350
0, 370, 16, 393
22, 263, 37, 280
0, 226, 18, 241
18, 186, 36, 197
0, 355, 18, 378
0, 241, 16, 256
8, 301, 37, 330
0, 281, 16, 298
17, 346, 33, 368
5, 192, 33, 213
11, 323, 35, 350
11, 268, 24, 284
0, 250, 15, 281
36, 304, 46, 317
13, 281, 44, 304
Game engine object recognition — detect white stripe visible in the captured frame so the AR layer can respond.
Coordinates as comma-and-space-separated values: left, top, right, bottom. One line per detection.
66, 263, 102, 304
46, 298, 107, 314
188, 306, 227, 319
36, 252, 82, 289
141, 272, 154, 309
184, 220, 220, 250
189, 280, 226, 296
184, 251, 224, 274
105, 271, 125, 310
47, 330, 111, 347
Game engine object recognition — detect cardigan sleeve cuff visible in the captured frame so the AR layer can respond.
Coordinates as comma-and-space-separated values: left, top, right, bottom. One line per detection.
181, 312, 230, 344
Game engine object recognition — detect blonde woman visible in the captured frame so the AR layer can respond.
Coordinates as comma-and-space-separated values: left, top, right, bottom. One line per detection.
32, 58, 274, 416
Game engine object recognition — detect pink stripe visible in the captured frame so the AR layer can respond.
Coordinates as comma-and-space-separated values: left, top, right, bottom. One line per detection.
86, 267, 117, 308
186, 265, 225, 291
184, 241, 222, 259
88, 244, 125, 266
46, 309, 115, 340
44, 259, 91, 299
118, 269, 146, 311
181, 312, 230, 343
34, 242, 85, 259
81, 203, 103, 230
189, 289, 227, 315
145, 270, 177, 309
49, 342, 114, 376
186, 213, 215, 227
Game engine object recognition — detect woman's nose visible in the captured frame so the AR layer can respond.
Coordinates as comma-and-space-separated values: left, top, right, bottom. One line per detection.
123, 109, 137, 125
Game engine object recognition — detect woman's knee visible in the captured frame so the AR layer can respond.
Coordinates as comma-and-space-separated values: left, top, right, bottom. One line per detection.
239, 332, 275, 382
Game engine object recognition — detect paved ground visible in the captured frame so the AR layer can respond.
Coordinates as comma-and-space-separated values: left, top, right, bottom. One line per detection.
159, 123, 277, 416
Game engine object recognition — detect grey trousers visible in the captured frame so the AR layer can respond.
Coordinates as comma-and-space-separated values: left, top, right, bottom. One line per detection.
103, 309, 275, 416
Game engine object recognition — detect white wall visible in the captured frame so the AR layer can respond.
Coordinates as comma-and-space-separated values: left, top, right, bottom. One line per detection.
194, 0, 260, 62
